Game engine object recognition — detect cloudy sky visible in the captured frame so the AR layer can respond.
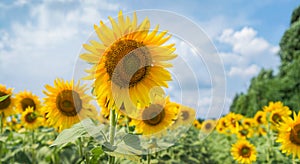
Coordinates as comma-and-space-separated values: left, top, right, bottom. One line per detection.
0, 0, 299, 118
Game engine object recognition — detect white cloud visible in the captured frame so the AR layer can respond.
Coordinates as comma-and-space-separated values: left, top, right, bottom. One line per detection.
219, 27, 279, 57
0, 0, 120, 96
228, 64, 260, 78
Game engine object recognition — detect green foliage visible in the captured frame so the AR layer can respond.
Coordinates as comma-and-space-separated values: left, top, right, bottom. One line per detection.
230, 6, 300, 117
291, 5, 300, 25
0, 95, 9, 102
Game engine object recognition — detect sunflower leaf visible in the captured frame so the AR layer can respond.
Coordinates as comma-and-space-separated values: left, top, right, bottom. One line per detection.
0, 94, 9, 102
51, 119, 92, 146
123, 134, 143, 150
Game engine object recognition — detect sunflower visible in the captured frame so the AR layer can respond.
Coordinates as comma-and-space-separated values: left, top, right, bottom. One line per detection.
225, 112, 243, 133
171, 105, 196, 130
193, 119, 202, 129
254, 111, 267, 125
43, 79, 98, 131
7, 116, 21, 131
201, 119, 216, 134
0, 84, 15, 118
80, 11, 177, 116
216, 117, 230, 135
129, 96, 178, 136
231, 140, 257, 164
268, 107, 291, 128
15, 90, 41, 114
263, 101, 286, 112
277, 112, 300, 159
20, 107, 43, 130
236, 125, 254, 139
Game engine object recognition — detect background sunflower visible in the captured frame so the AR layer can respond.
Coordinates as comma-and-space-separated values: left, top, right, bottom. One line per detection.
43, 79, 97, 131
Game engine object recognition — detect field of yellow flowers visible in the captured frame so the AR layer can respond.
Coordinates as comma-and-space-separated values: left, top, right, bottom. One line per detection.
1, 10, 300, 164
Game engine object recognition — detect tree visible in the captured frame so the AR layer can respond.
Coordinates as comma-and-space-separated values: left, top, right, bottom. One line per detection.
230, 6, 300, 117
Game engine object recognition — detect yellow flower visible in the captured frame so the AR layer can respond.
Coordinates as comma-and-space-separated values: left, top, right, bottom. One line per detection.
231, 140, 257, 164
216, 117, 230, 134
236, 125, 254, 139
15, 90, 41, 114
193, 119, 202, 129
43, 79, 97, 132
21, 107, 43, 130
263, 101, 286, 112
80, 11, 177, 116
7, 117, 21, 131
242, 118, 255, 128
269, 107, 291, 127
130, 96, 178, 136
225, 112, 243, 133
254, 110, 267, 125
0, 84, 15, 118
201, 119, 216, 134
277, 112, 300, 159
171, 105, 195, 129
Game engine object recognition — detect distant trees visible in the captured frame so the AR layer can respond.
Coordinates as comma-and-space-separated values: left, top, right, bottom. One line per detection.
230, 5, 300, 117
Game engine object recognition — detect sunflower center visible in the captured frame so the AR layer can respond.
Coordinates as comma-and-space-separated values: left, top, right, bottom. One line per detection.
21, 98, 36, 111
25, 112, 37, 123
142, 104, 165, 126
271, 113, 282, 124
205, 123, 212, 130
0, 91, 11, 110
181, 111, 189, 121
256, 115, 263, 124
105, 39, 152, 88
240, 146, 251, 157
56, 90, 82, 117
290, 124, 300, 145
240, 129, 249, 136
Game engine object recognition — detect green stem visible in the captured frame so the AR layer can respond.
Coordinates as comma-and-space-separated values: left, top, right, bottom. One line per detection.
108, 109, 116, 164
31, 130, 36, 164
78, 137, 84, 159
147, 149, 151, 164
0, 113, 2, 164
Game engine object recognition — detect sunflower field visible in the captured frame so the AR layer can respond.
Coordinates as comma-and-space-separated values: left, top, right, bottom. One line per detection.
1, 8, 300, 164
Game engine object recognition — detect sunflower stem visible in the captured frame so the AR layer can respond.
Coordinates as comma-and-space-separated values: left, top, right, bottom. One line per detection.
78, 137, 84, 160
147, 149, 151, 164
31, 129, 36, 164
0, 113, 3, 164
108, 109, 116, 164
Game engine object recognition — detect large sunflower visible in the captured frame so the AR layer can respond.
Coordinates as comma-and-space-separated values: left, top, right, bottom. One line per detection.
15, 90, 41, 114
129, 96, 178, 136
80, 11, 177, 116
0, 84, 15, 118
43, 79, 97, 131
231, 140, 257, 164
277, 112, 300, 159
20, 107, 43, 130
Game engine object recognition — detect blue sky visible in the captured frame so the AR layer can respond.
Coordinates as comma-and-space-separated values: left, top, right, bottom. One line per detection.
0, 0, 299, 118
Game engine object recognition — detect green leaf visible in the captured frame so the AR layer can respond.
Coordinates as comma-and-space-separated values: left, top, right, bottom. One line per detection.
89, 146, 104, 164
0, 94, 9, 102
123, 134, 143, 150
102, 142, 117, 152
51, 120, 88, 146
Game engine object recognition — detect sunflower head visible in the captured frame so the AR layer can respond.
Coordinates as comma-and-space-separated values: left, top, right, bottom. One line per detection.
193, 119, 202, 129
80, 11, 177, 116
231, 140, 257, 164
130, 96, 179, 137
15, 90, 41, 114
21, 107, 43, 130
201, 119, 216, 134
254, 110, 267, 125
43, 79, 97, 131
277, 112, 300, 159
0, 84, 15, 117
